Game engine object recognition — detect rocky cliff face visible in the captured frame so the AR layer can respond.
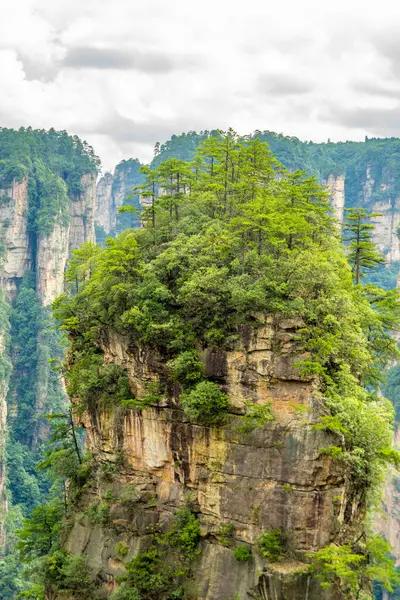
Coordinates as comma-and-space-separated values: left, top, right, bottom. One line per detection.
95, 160, 143, 238
376, 427, 400, 569
0, 366, 8, 555
96, 172, 114, 236
0, 171, 97, 547
36, 172, 97, 305
0, 172, 97, 307
0, 178, 31, 297
60, 317, 357, 600
325, 167, 400, 266
0, 329, 10, 556
326, 174, 345, 225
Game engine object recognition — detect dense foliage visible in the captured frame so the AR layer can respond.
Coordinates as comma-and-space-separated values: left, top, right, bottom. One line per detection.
0, 127, 99, 236
0, 127, 99, 598
150, 129, 400, 209
309, 535, 400, 598
4, 129, 400, 599
55, 131, 399, 487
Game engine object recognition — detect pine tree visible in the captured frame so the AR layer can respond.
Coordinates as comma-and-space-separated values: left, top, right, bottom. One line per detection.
343, 208, 385, 284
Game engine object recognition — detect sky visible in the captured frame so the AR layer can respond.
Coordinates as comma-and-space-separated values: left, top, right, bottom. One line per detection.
1, 0, 400, 171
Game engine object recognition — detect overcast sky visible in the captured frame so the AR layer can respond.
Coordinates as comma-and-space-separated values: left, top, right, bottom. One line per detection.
2, 0, 400, 171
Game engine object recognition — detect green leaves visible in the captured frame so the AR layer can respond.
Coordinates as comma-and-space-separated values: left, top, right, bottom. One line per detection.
113, 508, 200, 600
343, 208, 386, 284
256, 529, 286, 562
309, 535, 400, 597
181, 381, 229, 425
167, 350, 204, 386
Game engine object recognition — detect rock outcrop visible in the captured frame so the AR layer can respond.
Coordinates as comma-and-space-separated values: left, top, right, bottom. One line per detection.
95, 160, 143, 238
36, 172, 97, 305
371, 199, 400, 263
61, 317, 356, 600
324, 166, 400, 266
69, 172, 97, 251
326, 174, 345, 225
0, 383, 7, 555
96, 172, 114, 236
0, 178, 31, 297
376, 427, 400, 570
0, 172, 97, 307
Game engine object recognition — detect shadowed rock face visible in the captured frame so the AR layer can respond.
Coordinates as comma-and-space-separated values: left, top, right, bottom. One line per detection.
59, 317, 358, 599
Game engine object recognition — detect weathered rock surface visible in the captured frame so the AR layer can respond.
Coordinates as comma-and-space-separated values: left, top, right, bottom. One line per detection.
0, 172, 97, 306
0, 178, 31, 296
376, 426, 400, 567
326, 174, 345, 225
60, 318, 355, 599
69, 172, 96, 251
324, 166, 400, 270
96, 172, 114, 235
95, 160, 143, 237
36, 221, 70, 307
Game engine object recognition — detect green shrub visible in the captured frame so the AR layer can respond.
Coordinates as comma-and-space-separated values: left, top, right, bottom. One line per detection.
67, 354, 132, 413
233, 545, 252, 562
181, 381, 229, 424
236, 401, 274, 433
43, 551, 97, 599
168, 350, 204, 385
256, 529, 286, 562
85, 502, 111, 526
216, 522, 234, 547
114, 542, 129, 557
110, 584, 141, 600
139, 381, 162, 405
122, 549, 169, 597
115, 509, 200, 599
319, 446, 343, 459
100, 462, 118, 481
163, 507, 201, 560
281, 483, 293, 491
104, 489, 115, 501
307, 536, 400, 596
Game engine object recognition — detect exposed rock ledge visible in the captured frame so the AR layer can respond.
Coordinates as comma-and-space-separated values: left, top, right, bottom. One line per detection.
60, 317, 358, 599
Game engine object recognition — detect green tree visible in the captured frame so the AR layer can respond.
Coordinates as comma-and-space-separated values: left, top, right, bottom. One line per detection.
343, 208, 385, 284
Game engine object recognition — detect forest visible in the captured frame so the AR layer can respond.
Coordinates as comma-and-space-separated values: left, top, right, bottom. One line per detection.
0, 128, 99, 599
1, 129, 400, 598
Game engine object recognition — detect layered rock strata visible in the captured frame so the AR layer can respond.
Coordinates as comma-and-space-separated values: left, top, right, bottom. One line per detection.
0, 173, 97, 306
326, 174, 345, 225
61, 317, 357, 600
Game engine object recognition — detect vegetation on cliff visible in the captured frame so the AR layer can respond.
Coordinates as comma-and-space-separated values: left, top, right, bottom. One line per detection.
9, 130, 400, 599
0, 128, 100, 599
150, 129, 400, 209
0, 127, 99, 236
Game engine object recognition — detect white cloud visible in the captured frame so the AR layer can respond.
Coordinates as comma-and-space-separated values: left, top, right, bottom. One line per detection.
1, 0, 400, 170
